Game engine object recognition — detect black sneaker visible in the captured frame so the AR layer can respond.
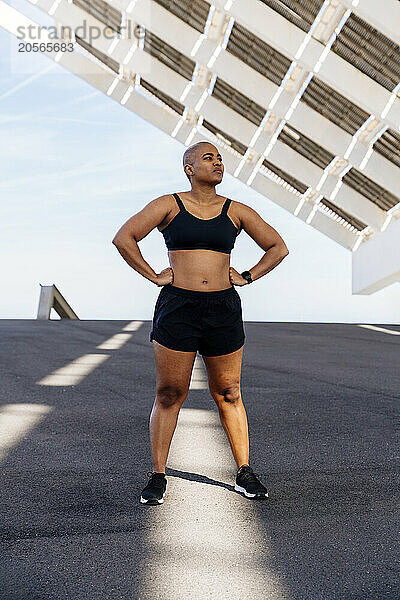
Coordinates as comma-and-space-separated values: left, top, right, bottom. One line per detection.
234, 466, 269, 499
140, 471, 167, 505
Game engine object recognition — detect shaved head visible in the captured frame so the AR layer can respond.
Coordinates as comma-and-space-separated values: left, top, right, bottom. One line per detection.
182, 141, 220, 181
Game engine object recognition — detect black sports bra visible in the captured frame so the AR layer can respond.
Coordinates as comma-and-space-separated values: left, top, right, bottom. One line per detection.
160, 193, 241, 254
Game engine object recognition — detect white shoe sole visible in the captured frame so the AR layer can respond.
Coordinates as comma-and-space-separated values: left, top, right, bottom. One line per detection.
234, 483, 268, 498
140, 491, 166, 504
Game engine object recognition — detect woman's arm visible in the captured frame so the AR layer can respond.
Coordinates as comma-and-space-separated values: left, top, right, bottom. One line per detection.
112, 195, 171, 284
234, 202, 289, 284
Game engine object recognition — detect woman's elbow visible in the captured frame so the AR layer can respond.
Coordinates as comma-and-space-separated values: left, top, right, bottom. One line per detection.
278, 243, 289, 257
112, 235, 128, 248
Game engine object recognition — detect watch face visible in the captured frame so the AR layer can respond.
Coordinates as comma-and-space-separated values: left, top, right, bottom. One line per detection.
242, 272, 251, 283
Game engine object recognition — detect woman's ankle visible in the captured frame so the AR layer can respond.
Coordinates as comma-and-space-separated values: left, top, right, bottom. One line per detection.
237, 463, 249, 473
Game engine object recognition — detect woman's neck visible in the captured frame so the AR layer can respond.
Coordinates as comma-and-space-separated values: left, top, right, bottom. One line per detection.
185, 184, 219, 206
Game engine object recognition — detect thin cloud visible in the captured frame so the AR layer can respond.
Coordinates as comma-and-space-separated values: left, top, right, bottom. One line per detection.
0, 90, 103, 124
0, 63, 56, 101
39, 117, 117, 126
0, 155, 138, 191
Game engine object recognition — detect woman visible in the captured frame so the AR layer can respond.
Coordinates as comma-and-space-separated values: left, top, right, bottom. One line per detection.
112, 140, 289, 505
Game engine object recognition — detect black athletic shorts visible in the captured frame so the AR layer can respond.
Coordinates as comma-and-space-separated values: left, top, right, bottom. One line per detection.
149, 283, 245, 356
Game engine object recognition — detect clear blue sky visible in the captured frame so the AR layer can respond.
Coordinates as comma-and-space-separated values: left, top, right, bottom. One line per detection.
1, 24, 399, 323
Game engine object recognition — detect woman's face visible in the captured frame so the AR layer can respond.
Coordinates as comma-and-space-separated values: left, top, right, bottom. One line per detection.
192, 144, 224, 184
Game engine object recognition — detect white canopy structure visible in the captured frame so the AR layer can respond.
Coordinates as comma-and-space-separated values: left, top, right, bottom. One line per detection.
1, 0, 399, 294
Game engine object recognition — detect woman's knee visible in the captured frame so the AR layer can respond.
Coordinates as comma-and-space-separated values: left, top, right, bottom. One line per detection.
156, 385, 187, 408
211, 384, 241, 405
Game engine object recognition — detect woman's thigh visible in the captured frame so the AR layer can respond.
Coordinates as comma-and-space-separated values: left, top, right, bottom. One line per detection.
152, 340, 197, 397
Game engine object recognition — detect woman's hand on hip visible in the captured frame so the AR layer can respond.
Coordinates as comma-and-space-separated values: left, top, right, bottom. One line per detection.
155, 267, 174, 287
229, 266, 248, 286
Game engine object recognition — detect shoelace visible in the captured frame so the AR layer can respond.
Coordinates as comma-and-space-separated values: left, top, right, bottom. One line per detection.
146, 471, 166, 488
237, 467, 261, 483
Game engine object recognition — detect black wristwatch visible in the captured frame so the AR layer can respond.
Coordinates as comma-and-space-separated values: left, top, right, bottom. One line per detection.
241, 270, 253, 284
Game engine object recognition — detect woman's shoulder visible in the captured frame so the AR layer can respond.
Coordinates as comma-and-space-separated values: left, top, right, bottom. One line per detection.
228, 199, 251, 218
229, 199, 250, 209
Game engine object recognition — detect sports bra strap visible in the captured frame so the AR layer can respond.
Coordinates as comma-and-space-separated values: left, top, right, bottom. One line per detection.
221, 198, 231, 215
172, 193, 186, 212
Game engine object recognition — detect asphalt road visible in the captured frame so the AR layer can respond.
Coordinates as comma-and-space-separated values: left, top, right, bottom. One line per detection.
0, 318, 399, 599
